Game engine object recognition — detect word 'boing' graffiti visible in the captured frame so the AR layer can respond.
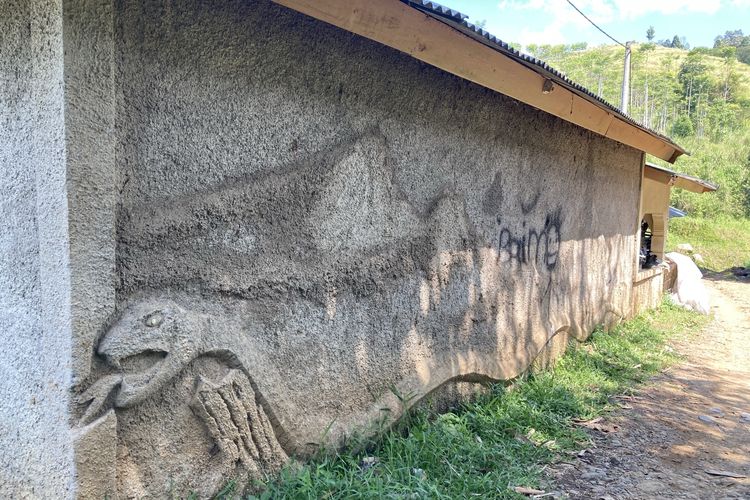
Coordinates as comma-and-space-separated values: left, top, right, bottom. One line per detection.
497, 208, 563, 271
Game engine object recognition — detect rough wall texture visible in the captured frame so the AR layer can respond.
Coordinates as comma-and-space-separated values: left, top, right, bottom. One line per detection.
632, 269, 667, 316
63, 0, 118, 387
0, 0, 75, 496
64, 1, 644, 496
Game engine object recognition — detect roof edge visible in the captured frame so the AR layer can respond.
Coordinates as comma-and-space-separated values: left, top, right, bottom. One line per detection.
645, 162, 718, 193
273, 0, 685, 162
405, 0, 686, 161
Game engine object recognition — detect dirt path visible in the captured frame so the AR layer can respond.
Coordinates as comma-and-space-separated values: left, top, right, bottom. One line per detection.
551, 278, 750, 500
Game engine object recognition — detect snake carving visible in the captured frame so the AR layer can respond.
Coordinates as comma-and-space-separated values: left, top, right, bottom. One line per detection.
76, 191, 588, 487
78, 297, 290, 479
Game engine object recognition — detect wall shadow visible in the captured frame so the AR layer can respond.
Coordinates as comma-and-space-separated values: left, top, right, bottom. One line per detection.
77, 0, 648, 496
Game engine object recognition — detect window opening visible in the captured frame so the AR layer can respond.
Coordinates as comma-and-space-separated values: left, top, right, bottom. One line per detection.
639, 218, 659, 269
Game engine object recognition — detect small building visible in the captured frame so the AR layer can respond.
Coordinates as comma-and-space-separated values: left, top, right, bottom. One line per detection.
0, 0, 715, 497
640, 163, 718, 263
633, 163, 717, 312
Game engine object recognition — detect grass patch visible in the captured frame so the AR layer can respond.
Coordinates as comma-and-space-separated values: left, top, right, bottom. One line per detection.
247, 300, 708, 499
667, 216, 750, 270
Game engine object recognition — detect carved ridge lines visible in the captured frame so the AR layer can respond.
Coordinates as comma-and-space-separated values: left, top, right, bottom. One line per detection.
192, 370, 288, 479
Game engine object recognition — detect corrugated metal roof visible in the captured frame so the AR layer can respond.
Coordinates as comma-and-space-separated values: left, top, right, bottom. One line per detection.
403, 0, 685, 157
407, 1, 468, 21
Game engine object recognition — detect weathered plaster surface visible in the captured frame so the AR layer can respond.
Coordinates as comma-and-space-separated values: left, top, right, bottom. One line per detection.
0, 0, 75, 496
63, 0, 118, 386
2, 0, 645, 497
65, 0, 642, 496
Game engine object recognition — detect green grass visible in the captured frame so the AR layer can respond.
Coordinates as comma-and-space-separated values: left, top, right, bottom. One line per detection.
243, 300, 708, 500
667, 216, 750, 270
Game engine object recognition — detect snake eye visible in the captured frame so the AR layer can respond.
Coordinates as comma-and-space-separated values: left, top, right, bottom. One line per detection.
144, 311, 164, 328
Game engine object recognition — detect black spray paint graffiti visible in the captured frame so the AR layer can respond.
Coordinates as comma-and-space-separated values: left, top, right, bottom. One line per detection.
496, 208, 563, 272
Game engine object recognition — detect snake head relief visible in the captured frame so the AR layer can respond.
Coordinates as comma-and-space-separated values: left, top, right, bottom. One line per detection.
97, 298, 204, 408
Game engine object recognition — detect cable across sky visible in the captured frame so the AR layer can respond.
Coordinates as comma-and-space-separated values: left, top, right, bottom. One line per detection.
564, 0, 627, 48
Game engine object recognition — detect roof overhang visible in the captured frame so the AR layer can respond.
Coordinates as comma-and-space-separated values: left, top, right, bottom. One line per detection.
273, 0, 686, 163
644, 163, 718, 193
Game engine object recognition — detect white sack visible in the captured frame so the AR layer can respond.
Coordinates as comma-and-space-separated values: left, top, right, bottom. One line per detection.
666, 251, 710, 315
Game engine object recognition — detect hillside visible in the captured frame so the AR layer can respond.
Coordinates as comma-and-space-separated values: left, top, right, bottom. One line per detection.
532, 44, 750, 136
525, 43, 750, 218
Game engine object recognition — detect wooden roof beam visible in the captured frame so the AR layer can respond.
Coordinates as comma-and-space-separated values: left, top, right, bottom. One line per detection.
644, 163, 718, 193
273, 0, 685, 163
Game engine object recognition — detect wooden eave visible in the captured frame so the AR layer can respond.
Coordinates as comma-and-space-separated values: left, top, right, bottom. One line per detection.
644, 163, 718, 194
273, 0, 686, 163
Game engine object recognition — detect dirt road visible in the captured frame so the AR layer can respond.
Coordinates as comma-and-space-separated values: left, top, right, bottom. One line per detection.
551, 277, 750, 499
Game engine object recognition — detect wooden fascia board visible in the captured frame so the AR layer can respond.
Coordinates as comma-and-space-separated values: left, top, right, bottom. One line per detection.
273, 0, 682, 162
673, 177, 714, 194
644, 164, 717, 193
643, 166, 672, 185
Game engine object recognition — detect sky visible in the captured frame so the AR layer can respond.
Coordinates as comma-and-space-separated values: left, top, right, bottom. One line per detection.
441, 0, 750, 49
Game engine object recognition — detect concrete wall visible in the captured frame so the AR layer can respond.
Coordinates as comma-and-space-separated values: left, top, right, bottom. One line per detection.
632, 268, 666, 314
0, 0, 75, 496
63, 0, 118, 389
640, 170, 671, 259
64, 1, 643, 496
1, 0, 646, 497
633, 169, 672, 315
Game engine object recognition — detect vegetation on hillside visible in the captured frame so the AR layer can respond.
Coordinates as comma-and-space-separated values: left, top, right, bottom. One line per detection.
668, 216, 750, 270
525, 42, 750, 141
524, 38, 750, 219
666, 132, 750, 218
713, 30, 750, 66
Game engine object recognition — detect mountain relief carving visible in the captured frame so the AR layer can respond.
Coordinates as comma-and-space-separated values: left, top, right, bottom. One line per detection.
71, 128, 634, 499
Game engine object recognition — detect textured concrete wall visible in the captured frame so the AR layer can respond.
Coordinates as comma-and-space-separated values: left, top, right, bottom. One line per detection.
64, 1, 643, 496
632, 268, 667, 315
0, 0, 75, 496
63, 0, 118, 387
640, 172, 671, 258
0, 0, 645, 497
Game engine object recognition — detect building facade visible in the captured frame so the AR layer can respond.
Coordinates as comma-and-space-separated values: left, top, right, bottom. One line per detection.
1, 0, 693, 497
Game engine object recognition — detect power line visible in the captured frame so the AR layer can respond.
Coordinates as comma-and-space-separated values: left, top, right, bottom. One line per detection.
564, 0, 626, 48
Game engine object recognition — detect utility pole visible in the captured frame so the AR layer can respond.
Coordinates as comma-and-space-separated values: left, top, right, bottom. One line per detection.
620, 41, 632, 114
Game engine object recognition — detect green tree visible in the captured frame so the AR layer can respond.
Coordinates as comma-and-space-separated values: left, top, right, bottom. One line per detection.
713, 29, 750, 65
714, 29, 748, 48
646, 26, 655, 42
738, 46, 750, 65
678, 52, 713, 116
671, 114, 694, 137
707, 101, 740, 140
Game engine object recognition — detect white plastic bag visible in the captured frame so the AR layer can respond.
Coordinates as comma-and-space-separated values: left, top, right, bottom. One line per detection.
665, 252, 710, 315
